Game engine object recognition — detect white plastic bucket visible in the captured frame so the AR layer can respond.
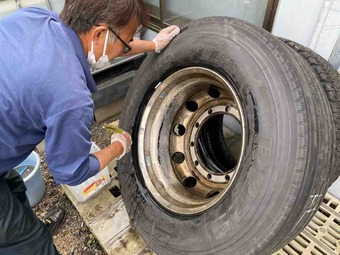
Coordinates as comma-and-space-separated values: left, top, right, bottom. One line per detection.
66, 142, 111, 203
14, 151, 45, 207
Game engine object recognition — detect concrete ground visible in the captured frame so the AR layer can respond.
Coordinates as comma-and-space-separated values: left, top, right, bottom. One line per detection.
62, 159, 155, 255
62, 160, 340, 255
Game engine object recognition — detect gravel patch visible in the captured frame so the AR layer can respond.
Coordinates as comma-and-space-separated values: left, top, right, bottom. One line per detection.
33, 116, 119, 255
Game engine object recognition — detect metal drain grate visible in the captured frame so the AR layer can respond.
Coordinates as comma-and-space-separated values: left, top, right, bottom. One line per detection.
275, 193, 340, 255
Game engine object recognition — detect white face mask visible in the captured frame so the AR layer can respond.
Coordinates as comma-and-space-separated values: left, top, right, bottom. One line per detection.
87, 30, 110, 71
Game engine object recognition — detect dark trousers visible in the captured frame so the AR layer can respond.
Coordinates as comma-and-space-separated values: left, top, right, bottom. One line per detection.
0, 170, 59, 255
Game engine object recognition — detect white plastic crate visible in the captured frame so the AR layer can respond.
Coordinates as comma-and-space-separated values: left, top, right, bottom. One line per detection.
275, 193, 340, 255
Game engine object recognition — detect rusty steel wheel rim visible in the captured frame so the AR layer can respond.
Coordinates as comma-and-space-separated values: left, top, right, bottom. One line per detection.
137, 67, 245, 214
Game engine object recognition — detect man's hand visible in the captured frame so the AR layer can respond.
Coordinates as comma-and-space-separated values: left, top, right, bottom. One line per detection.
110, 131, 132, 160
152, 25, 180, 53
93, 130, 132, 171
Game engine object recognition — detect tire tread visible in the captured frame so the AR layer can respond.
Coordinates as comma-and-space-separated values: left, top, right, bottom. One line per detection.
280, 38, 340, 181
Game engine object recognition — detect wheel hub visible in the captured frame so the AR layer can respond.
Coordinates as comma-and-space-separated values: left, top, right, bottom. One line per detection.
137, 67, 245, 214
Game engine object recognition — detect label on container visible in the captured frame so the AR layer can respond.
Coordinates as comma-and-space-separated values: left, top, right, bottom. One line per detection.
82, 176, 107, 195
14, 165, 35, 179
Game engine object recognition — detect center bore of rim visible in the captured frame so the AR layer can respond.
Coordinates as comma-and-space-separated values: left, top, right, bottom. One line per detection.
197, 114, 238, 174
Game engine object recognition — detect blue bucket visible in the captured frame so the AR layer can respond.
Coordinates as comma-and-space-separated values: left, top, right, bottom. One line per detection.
14, 151, 45, 207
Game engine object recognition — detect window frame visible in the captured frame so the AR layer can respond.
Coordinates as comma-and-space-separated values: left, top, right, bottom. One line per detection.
146, 0, 280, 32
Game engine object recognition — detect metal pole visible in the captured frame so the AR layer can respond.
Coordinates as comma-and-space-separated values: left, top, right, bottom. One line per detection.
159, 0, 164, 21
262, 0, 280, 32
45, 0, 52, 10
14, 0, 21, 9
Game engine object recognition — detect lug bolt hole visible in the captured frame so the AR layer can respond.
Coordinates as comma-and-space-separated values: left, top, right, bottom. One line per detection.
172, 152, 185, 164
194, 160, 199, 166
206, 190, 220, 198
190, 142, 195, 147
207, 87, 220, 99
173, 124, 186, 136
226, 106, 231, 112
185, 101, 198, 112
208, 109, 213, 114
183, 176, 197, 188
225, 175, 231, 181
207, 174, 212, 180
195, 123, 200, 128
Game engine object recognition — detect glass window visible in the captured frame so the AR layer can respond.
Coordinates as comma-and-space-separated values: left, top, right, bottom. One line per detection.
49, 0, 65, 13
146, 0, 270, 28
0, 0, 65, 19
21, 0, 65, 12
164, 0, 268, 26
145, 0, 161, 18
20, 0, 49, 9
163, 0, 269, 27
0, 0, 18, 19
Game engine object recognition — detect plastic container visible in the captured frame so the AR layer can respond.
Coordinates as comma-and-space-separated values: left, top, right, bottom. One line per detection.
66, 142, 111, 203
14, 151, 45, 207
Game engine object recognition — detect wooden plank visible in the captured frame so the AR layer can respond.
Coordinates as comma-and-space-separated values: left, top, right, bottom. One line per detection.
62, 160, 154, 255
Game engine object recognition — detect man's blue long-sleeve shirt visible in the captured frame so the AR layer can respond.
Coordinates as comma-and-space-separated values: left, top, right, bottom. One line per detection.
0, 8, 100, 186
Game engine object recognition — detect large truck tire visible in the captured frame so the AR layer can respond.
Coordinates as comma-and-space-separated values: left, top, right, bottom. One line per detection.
280, 37, 340, 182
118, 17, 336, 255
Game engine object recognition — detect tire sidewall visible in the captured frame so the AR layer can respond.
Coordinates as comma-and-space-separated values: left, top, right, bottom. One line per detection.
119, 19, 310, 255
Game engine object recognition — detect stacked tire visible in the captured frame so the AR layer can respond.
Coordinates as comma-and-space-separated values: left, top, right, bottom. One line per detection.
280, 38, 340, 182
118, 17, 340, 255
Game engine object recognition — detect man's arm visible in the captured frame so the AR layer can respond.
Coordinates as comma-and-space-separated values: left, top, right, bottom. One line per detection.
93, 142, 123, 171
121, 25, 180, 56
121, 39, 156, 56
93, 132, 131, 171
